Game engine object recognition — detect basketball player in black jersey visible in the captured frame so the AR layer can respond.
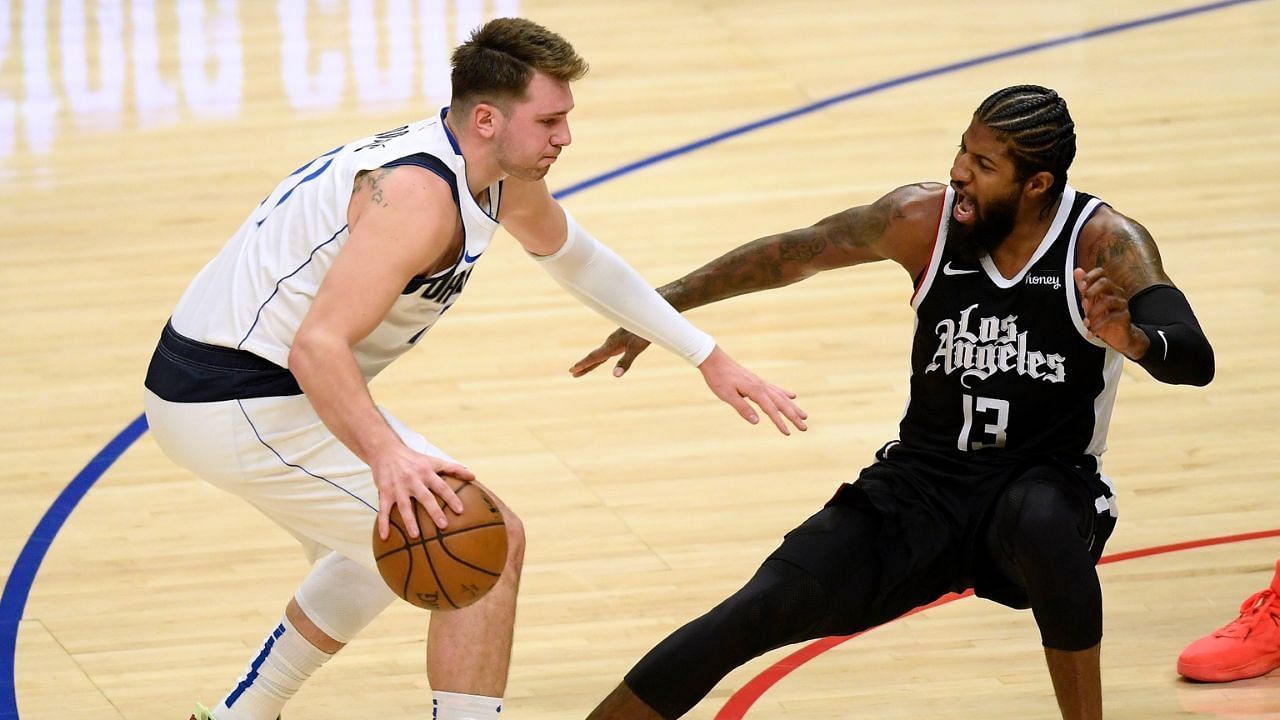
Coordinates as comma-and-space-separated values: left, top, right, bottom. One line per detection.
572, 86, 1214, 720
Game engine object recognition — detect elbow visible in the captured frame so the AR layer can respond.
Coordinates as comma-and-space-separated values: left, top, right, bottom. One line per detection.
287, 327, 323, 382
1134, 327, 1215, 387
1153, 341, 1215, 387
1180, 331, 1215, 386
1188, 345, 1215, 387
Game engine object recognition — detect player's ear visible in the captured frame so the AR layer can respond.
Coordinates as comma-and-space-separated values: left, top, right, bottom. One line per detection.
473, 102, 500, 139
1023, 170, 1054, 200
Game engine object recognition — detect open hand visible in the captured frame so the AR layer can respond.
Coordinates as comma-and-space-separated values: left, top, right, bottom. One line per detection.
697, 346, 807, 435
570, 327, 652, 377
370, 444, 476, 540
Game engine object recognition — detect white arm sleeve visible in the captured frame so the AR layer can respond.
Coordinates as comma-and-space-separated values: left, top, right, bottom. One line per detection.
530, 207, 716, 366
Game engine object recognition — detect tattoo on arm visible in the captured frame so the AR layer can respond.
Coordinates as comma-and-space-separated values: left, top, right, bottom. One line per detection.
831, 192, 901, 250
660, 238, 787, 311
659, 191, 904, 310
1091, 219, 1168, 295
779, 234, 826, 263
354, 168, 393, 208
778, 192, 898, 263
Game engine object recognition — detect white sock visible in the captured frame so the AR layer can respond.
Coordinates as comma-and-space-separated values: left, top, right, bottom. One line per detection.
213, 615, 333, 720
433, 690, 503, 719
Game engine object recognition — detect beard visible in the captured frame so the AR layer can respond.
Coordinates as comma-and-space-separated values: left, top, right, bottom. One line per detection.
947, 187, 1020, 264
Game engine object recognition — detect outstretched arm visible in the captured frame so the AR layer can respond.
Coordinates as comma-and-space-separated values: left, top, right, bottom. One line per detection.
571, 183, 943, 376
657, 184, 934, 311
498, 178, 808, 434
1074, 206, 1214, 386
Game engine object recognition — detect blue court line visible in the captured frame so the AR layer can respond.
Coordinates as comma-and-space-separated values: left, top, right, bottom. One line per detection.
0, 414, 149, 719
0, 0, 1262, 716
554, 0, 1262, 200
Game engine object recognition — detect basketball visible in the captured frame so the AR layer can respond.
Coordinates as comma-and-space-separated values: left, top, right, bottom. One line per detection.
372, 477, 508, 611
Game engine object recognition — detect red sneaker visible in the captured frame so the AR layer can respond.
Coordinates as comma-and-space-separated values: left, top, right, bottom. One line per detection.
1178, 560, 1280, 682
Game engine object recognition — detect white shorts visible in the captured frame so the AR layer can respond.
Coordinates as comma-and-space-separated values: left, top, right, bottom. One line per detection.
143, 389, 452, 572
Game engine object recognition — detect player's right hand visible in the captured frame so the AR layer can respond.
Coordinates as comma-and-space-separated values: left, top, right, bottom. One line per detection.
370, 444, 475, 541
696, 346, 808, 435
570, 327, 652, 377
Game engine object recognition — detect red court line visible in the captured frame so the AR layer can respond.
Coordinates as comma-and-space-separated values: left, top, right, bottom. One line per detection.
715, 528, 1280, 719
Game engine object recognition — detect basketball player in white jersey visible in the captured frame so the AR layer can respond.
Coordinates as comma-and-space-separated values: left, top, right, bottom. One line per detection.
143, 18, 806, 720
574, 86, 1214, 719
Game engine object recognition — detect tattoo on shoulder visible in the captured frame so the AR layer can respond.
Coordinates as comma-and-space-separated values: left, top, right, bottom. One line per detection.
354, 167, 393, 208
1091, 217, 1166, 290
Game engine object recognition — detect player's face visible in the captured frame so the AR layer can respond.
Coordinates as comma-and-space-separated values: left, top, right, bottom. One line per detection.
947, 119, 1024, 260
494, 72, 574, 182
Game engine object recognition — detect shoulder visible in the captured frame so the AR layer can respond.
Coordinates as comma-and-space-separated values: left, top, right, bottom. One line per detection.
347, 164, 459, 241
884, 182, 948, 217
493, 178, 565, 254
874, 182, 948, 246
874, 182, 948, 274
1077, 203, 1157, 269
823, 183, 945, 241
354, 163, 455, 202
350, 164, 457, 219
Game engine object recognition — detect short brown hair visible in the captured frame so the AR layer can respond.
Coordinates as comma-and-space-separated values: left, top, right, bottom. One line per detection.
450, 18, 589, 113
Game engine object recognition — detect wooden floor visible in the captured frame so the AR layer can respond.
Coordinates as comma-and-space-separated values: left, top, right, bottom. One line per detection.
4, 1, 1280, 718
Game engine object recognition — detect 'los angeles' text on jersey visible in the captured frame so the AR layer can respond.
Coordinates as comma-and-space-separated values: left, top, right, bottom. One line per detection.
927, 304, 1066, 387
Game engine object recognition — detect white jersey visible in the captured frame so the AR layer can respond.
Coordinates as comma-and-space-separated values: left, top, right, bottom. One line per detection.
170, 110, 499, 380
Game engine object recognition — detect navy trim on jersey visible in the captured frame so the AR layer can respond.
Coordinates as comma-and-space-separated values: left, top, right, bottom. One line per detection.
144, 321, 303, 402
255, 148, 342, 228
402, 263, 460, 295
440, 107, 462, 155
383, 152, 460, 206
384, 152, 472, 295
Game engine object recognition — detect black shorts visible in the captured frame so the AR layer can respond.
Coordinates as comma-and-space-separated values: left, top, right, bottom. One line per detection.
767, 443, 1117, 634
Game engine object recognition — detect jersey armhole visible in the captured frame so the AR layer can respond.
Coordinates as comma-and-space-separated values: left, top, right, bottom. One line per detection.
1064, 196, 1107, 345
382, 153, 464, 294
910, 187, 952, 309
381, 153, 460, 208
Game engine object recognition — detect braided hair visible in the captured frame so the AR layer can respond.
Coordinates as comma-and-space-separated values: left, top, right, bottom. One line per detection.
975, 85, 1076, 200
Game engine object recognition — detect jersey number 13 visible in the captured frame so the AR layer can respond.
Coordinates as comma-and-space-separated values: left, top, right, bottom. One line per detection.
958, 394, 1009, 451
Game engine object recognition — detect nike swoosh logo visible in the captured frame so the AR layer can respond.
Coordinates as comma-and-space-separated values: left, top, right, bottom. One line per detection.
942, 261, 979, 276
462, 247, 482, 263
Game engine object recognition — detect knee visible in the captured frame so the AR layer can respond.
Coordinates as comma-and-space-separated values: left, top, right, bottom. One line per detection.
295, 553, 397, 644
476, 482, 526, 570
501, 507, 526, 570
998, 477, 1088, 564
993, 478, 1104, 651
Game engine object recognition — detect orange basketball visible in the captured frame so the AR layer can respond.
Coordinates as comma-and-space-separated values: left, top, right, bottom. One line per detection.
372, 477, 507, 611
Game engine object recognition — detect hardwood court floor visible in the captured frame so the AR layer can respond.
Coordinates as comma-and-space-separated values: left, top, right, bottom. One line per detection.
3, 1, 1279, 718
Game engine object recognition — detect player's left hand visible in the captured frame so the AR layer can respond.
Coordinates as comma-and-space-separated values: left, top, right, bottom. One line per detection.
696, 346, 807, 435
1074, 266, 1150, 359
570, 327, 652, 378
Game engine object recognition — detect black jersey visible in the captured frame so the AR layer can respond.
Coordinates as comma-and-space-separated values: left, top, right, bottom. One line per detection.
897, 186, 1123, 467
